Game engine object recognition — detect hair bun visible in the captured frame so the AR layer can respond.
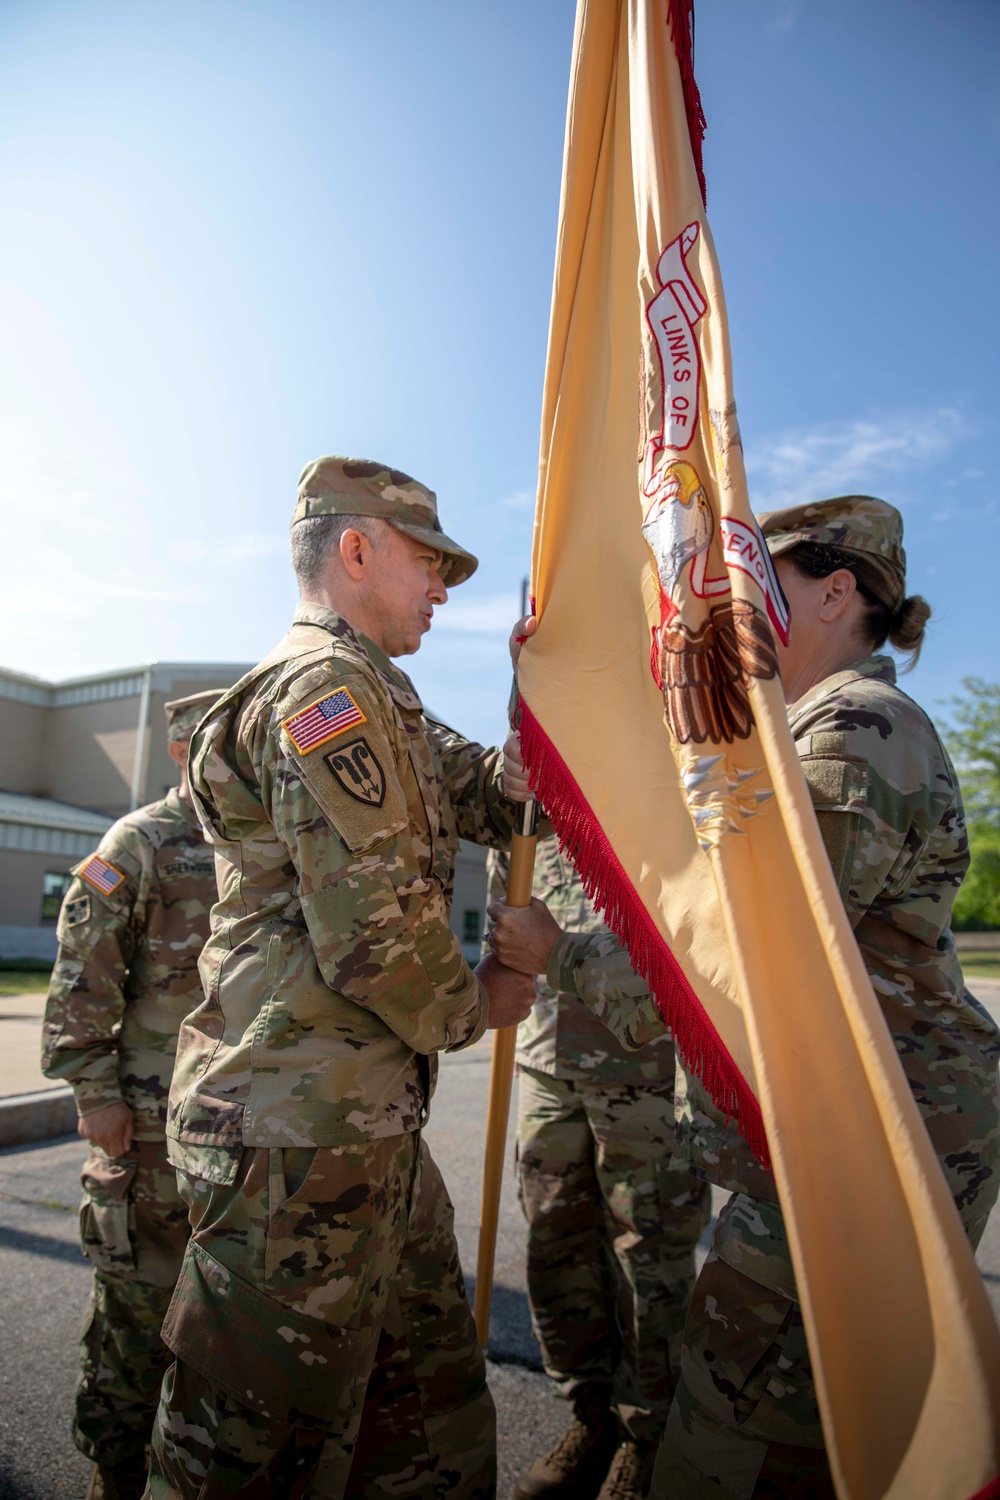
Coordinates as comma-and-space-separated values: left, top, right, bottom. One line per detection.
889, 594, 931, 662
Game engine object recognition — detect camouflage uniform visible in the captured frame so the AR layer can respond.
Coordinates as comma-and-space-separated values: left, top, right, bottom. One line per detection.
549, 641, 1000, 1496
42, 783, 216, 1470
491, 842, 709, 1446
151, 457, 517, 1500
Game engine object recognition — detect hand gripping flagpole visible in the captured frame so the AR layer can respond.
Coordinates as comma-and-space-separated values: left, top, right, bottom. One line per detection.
473, 795, 539, 1349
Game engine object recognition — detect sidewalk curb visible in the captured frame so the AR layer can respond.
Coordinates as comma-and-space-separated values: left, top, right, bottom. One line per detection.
0, 1088, 77, 1148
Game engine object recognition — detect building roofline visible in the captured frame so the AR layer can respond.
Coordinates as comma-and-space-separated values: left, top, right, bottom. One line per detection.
0, 661, 251, 691
0, 660, 253, 709
0, 789, 113, 834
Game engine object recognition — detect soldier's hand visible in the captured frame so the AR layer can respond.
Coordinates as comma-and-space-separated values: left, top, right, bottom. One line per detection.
78, 1101, 134, 1159
486, 897, 562, 976
509, 613, 537, 669
476, 954, 536, 1029
502, 732, 533, 802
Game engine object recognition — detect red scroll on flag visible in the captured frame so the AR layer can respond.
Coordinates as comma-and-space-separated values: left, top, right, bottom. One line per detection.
515, 2, 1000, 1496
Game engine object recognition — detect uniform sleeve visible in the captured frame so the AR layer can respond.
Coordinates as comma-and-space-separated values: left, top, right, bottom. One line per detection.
41, 843, 141, 1117
264, 678, 488, 1055
546, 931, 667, 1050
797, 751, 869, 917
795, 707, 954, 932
424, 717, 519, 847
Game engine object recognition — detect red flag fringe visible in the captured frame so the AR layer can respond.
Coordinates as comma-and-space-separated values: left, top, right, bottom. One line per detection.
969, 1477, 1000, 1500
666, 0, 707, 206
518, 696, 770, 1167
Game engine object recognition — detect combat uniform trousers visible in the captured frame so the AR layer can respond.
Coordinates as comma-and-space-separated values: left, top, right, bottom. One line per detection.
652, 1186, 999, 1500
148, 1132, 495, 1500
76, 1137, 191, 1467
517, 1068, 711, 1444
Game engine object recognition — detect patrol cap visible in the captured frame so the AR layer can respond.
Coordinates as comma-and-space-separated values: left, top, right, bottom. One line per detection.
293, 456, 478, 588
759, 496, 906, 610
164, 690, 222, 745
759, 496, 905, 571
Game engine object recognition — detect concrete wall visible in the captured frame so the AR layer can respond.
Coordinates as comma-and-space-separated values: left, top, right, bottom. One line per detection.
0, 926, 59, 962
43, 695, 142, 818
0, 698, 49, 796
0, 848, 76, 929
5, 666, 249, 819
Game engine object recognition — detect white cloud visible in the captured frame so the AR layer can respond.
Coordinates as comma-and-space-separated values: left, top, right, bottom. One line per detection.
745, 409, 966, 509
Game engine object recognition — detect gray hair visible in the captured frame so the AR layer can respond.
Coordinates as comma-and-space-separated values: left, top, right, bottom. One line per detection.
290, 514, 386, 589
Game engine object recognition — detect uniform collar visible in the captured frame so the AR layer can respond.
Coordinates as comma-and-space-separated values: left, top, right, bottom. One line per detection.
788, 653, 896, 731
292, 601, 423, 712
164, 784, 200, 826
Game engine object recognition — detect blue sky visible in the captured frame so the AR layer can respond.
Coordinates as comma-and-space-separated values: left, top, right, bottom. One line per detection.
1, 0, 997, 747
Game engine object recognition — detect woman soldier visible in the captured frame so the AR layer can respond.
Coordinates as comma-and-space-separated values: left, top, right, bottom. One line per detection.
491, 495, 1000, 1499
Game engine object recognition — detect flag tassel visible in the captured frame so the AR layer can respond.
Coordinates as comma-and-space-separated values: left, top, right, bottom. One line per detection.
518, 696, 770, 1168
666, 0, 707, 205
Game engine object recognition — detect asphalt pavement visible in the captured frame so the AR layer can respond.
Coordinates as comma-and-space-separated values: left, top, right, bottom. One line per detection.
0, 1043, 607, 1500
2, 989, 999, 1499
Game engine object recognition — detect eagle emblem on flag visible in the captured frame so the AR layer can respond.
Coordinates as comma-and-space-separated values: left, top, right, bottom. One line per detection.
283, 688, 366, 755
642, 460, 779, 744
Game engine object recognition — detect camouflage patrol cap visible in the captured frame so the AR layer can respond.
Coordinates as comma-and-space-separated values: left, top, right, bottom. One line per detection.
164, 690, 222, 744
758, 496, 906, 572
293, 456, 478, 587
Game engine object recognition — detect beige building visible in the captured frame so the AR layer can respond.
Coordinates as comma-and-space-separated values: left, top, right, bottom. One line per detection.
0, 661, 488, 965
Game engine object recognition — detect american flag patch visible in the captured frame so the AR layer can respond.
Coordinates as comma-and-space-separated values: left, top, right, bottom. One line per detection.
283, 687, 367, 755
78, 854, 126, 896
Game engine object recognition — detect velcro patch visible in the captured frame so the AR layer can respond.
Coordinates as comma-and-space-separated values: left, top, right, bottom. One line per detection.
78, 855, 126, 896
64, 895, 91, 927
283, 688, 366, 755
799, 754, 868, 812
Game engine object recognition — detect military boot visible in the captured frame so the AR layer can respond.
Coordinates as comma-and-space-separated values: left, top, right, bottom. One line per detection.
91, 1455, 149, 1500
513, 1382, 619, 1499
595, 1437, 659, 1500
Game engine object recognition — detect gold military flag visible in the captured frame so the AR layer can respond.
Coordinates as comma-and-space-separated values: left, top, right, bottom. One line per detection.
515, 1, 1000, 1495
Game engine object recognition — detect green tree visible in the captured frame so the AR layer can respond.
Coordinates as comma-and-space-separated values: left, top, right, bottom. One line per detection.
940, 677, 1000, 931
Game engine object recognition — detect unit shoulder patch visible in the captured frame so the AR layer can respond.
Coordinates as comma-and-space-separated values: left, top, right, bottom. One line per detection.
323, 737, 386, 807
64, 894, 92, 927
78, 855, 126, 896
282, 687, 367, 755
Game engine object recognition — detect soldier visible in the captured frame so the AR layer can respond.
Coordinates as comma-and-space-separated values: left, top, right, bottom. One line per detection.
489, 497, 1000, 1499
486, 841, 710, 1500
41, 689, 222, 1500
147, 456, 535, 1500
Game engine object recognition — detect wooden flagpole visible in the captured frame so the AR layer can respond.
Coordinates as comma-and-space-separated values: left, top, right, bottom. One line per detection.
473, 797, 539, 1348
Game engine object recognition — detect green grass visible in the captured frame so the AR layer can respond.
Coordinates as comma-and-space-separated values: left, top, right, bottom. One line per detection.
963, 952, 1000, 981
0, 968, 52, 995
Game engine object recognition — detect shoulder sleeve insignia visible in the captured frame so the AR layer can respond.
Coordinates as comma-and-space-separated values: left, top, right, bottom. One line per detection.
78, 854, 126, 896
283, 687, 367, 755
323, 737, 386, 807
64, 894, 91, 927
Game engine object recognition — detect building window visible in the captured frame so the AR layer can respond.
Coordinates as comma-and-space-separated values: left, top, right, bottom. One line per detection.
462, 908, 482, 945
41, 871, 71, 924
